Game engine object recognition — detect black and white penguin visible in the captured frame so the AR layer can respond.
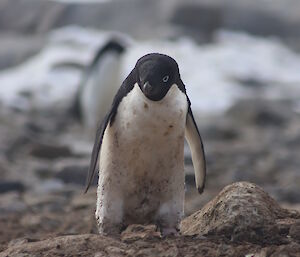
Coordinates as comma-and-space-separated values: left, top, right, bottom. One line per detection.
85, 53, 206, 235
73, 38, 127, 133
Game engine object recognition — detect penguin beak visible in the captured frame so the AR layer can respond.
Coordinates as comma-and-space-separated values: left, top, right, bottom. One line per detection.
143, 81, 154, 96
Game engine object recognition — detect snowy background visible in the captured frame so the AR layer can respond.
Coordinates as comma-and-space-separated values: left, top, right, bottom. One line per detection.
1, 24, 300, 115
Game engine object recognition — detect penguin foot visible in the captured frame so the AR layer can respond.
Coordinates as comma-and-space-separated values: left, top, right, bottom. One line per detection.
160, 227, 180, 237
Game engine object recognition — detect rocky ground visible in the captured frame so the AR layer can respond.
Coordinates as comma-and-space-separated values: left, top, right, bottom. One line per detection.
1, 96, 300, 256
0, 182, 300, 256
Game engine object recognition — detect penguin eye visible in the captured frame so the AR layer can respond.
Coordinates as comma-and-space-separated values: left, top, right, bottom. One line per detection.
162, 75, 169, 83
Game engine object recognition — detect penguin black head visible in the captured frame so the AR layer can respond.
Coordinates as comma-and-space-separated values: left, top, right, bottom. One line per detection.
135, 53, 181, 101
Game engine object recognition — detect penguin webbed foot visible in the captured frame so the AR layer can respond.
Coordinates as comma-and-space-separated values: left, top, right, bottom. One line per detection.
160, 227, 180, 237
156, 221, 180, 237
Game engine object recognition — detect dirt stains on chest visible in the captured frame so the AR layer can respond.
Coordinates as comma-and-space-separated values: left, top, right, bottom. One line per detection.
113, 132, 119, 147
164, 124, 174, 136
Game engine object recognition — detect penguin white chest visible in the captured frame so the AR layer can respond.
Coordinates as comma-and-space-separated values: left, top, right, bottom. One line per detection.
120, 83, 186, 135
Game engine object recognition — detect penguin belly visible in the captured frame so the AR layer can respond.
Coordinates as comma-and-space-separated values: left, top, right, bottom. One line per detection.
96, 84, 188, 231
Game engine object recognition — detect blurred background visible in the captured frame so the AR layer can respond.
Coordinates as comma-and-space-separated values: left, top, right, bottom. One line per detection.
1, 0, 300, 248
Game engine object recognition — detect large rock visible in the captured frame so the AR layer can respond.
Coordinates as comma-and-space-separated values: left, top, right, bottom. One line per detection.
181, 182, 300, 244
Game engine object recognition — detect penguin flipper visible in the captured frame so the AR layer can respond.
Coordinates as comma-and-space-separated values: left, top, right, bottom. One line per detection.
84, 69, 136, 193
84, 113, 110, 193
185, 105, 206, 194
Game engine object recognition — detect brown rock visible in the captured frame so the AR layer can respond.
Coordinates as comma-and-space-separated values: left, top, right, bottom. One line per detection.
0, 234, 123, 257
181, 182, 296, 244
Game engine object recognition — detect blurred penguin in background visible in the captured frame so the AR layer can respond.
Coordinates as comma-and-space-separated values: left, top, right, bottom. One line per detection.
74, 37, 129, 134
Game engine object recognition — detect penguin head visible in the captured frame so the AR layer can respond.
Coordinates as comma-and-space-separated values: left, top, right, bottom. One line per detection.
135, 53, 181, 101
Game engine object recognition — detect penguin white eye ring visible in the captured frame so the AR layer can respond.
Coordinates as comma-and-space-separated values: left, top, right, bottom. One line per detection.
84, 53, 206, 236
162, 75, 169, 83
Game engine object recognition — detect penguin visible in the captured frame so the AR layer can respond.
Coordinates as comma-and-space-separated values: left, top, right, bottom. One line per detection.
73, 38, 127, 134
85, 53, 206, 235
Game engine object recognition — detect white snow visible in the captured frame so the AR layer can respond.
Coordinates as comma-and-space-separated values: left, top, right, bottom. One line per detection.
0, 26, 300, 115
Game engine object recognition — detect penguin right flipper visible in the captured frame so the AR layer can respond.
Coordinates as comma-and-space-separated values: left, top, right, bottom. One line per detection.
185, 103, 206, 194
84, 69, 136, 193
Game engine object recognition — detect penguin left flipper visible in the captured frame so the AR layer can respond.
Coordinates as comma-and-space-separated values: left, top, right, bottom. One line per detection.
84, 112, 108, 193
185, 104, 206, 194
84, 70, 136, 193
